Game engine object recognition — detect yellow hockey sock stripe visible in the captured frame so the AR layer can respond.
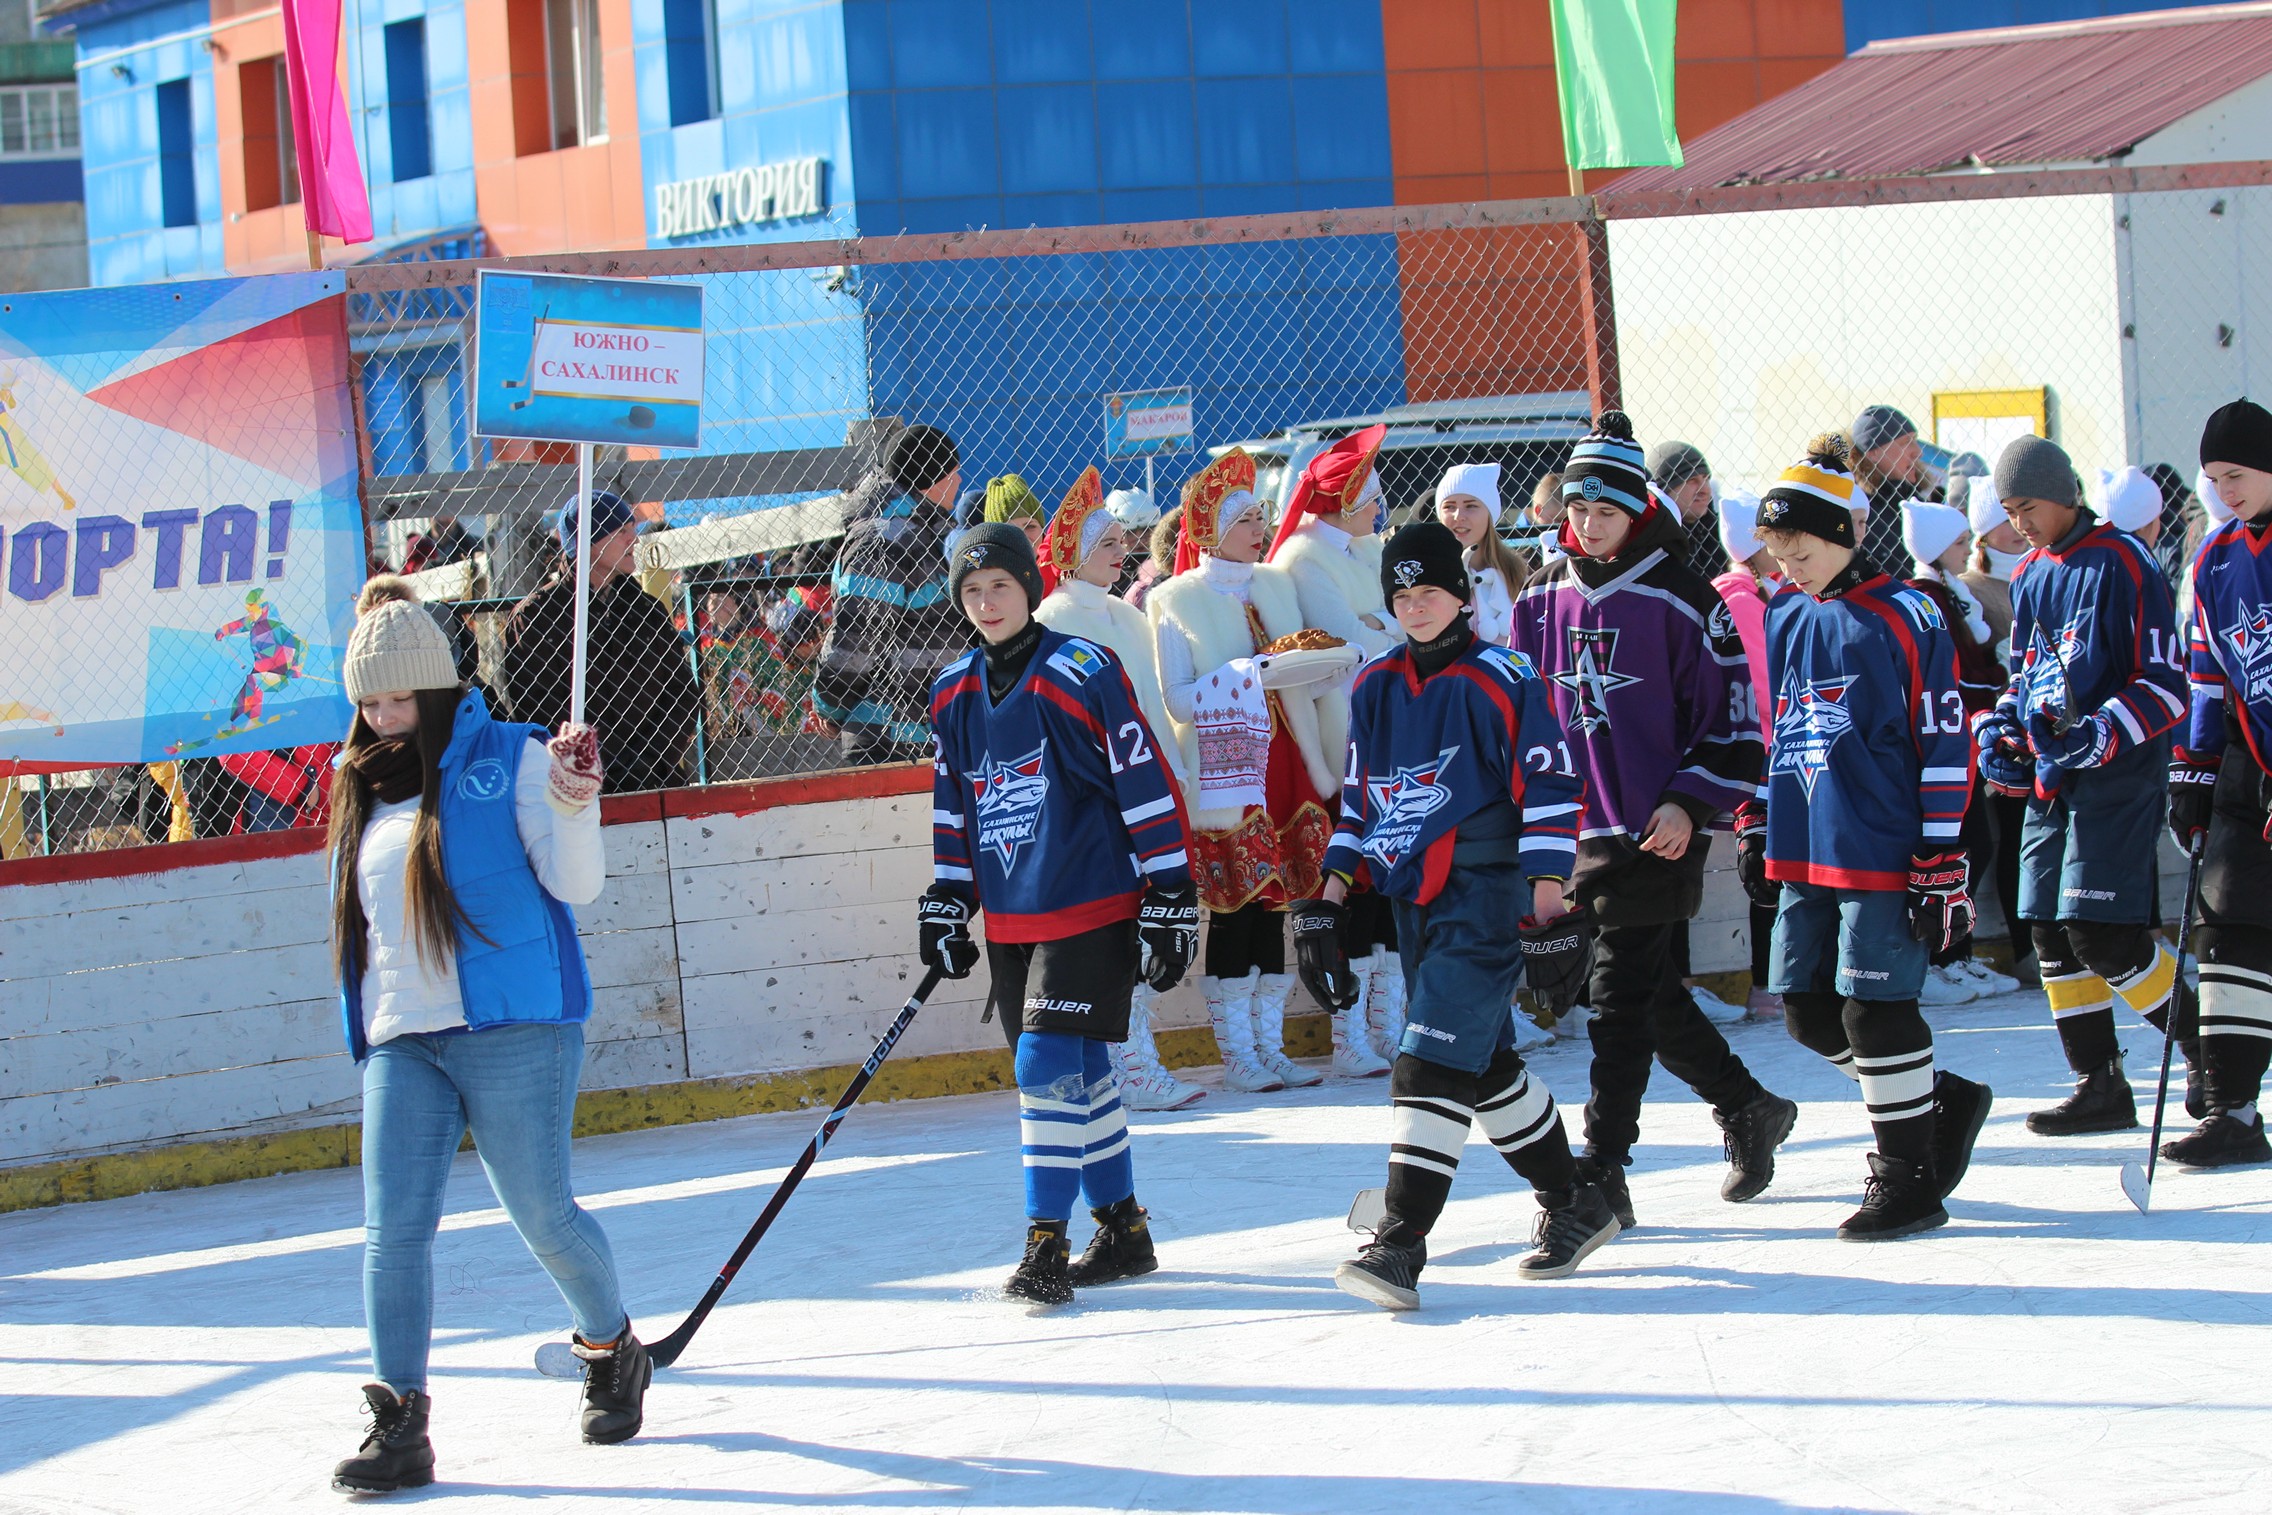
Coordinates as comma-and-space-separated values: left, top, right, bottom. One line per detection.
2042, 969, 2113, 1018
2111, 943, 2178, 1018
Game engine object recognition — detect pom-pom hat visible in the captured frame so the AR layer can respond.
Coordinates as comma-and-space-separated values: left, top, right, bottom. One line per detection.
1559, 411, 1651, 517
1757, 436, 1860, 549
343, 576, 459, 703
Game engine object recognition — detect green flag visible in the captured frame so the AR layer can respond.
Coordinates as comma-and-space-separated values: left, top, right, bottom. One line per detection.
1550, 0, 1683, 171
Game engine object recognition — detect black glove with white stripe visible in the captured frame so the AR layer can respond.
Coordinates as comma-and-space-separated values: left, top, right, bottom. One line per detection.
917, 885, 979, 980
1519, 904, 1593, 1018
1137, 881, 1200, 993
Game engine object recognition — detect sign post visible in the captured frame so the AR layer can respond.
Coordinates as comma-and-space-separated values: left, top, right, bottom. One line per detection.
1103, 387, 1195, 505
474, 272, 705, 729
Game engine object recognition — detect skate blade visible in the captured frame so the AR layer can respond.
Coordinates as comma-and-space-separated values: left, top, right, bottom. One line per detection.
1516, 1217, 1623, 1280
533, 1341, 583, 1379
1333, 1261, 1418, 1311
2119, 1161, 2153, 1213
1347, 1187, 1387, 1233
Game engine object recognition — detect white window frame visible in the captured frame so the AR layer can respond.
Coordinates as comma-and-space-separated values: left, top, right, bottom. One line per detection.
0, 83, 81, 161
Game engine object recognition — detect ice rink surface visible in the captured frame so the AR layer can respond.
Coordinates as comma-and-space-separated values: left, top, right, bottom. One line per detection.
5, 990, 2270, 1514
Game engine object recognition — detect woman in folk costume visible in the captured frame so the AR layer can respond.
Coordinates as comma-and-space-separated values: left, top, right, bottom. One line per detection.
1036, 466, 1205, 1112
1149, 448, 1358, 1092
1268, 424, 1406, 1078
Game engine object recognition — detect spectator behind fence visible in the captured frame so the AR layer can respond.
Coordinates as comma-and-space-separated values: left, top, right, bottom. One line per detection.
500, 490, 698, 794
1849, 405, 1942, 571
1123, 506, 1181, 611
815, 423, 966, 766
1530, 470, 1567, 566
1648, 440, 1723, 579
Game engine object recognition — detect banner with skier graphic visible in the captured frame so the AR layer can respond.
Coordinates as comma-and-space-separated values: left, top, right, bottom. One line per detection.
0, 273, 362, 768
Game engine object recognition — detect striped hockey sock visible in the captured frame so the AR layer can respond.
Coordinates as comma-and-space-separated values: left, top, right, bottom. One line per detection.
2043, 965, 2119, 1070
1015, 1031, 1089, 1222
1847, 999, 1936, 1167
2110, 941, 2179, 1032
1383, 1056, 1477, 1234
1473, 1050, 1577, 1192
1075, 1038, 1135, 1210
2200, 962, 2272, 1108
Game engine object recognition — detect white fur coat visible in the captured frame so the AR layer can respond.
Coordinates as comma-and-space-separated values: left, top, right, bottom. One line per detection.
1036, 578, 1185, 781
1273, 525, 1393, 778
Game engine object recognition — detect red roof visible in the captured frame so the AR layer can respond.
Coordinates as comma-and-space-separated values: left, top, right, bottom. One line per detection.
1609, 3, 2272, 193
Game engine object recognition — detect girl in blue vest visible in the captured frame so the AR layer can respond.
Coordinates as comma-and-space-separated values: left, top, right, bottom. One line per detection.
327, 577, 645, 1494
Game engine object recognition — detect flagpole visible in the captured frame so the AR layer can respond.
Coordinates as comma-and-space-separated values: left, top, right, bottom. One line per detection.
307, 229, 323, 271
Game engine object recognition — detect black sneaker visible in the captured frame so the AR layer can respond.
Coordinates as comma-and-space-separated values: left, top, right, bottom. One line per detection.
1068, 1197, 1159, 1286
1005, 1221, 1074, 1306
1931, 1072, 1993, 1200
574, 1329, 651, 1445
2159, 1111, 2272, 1169
2026, 1056, 2137, 1135
1334, 1218, 1427, 1310
330, 1383, 435, 1494
1715, 1090, 1798, 1202
1575, 1149, 1635, 1230
1516, 1182, 1621, 1279
1837, 1153, 1948, 1242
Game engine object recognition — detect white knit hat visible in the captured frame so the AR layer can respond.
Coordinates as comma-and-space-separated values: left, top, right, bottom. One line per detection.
2199, 466, 2236, 526
1434, 461, 1502, 515
1902, 502, 1970, 571
2098, 466, 2162, 533
343, 577, 459, 702
1965, 474, 2005, 536
1716, 488, 1763, 563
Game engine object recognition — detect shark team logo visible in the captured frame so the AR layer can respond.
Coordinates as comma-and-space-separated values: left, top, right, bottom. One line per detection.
1361, 747, 1461, 870
1579, 475, 1604, 501
1769, 674, 1856, 798
1549, 626, 1641, 735
1391, 558, 1424, 588
967, 742, 1052, 873
2019, 618, 2087, 719
2224, 604, 2272, 702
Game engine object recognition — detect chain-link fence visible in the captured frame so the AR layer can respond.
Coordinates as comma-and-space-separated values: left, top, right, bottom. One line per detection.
11, 159, 2272, 855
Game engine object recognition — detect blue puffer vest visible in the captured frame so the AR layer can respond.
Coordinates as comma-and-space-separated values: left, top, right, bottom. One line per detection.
339, 688, 593, 1060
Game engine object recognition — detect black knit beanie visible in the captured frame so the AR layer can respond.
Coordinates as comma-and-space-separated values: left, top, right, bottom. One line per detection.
2200, 398, 2272, 474
1560, 411, 1651, 516
1380, 520, 1473, 605
948, 522, 1045, 611
1758, 436, 1861, 549
889, 423, 962, 495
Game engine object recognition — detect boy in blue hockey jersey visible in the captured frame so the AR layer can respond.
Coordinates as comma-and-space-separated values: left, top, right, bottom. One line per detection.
920, 523, 1202, 1305
2164, 398, 2272, 1169
1973, 435, 2191, 1137
1738, 441, 1993, 1241
1293, 521, 1615, 1310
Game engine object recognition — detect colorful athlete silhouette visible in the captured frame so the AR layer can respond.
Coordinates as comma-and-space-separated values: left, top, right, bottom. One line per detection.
0, 370, 78, 513
0, 700, 63, 735
165, 590, 308, 755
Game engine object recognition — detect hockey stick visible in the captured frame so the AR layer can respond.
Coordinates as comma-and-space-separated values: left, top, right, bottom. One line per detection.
536, 966, 946, 1378
2121, 833, 2207, 1214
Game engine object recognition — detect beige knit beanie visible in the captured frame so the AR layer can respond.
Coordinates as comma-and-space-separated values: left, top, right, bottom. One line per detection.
343, 576, 459, 702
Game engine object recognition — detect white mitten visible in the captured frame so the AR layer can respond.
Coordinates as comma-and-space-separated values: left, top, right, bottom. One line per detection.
545, 723, 604, 815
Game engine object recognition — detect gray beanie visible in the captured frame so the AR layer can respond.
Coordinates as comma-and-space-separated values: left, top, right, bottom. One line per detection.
948, 522, 1045, 610
1647, 440, 1711, 490
344, 577, 460, 702
1993, 434, 2080, 509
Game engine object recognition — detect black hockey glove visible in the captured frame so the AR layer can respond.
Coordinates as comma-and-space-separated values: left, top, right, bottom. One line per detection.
1518, 904, 1593, 1018
1733, 801, 1776, 911
1906, 851, 1974, 955
1972, 708, 2035, 798
2169, 752, 2219, 851
1290, 897, 1360, 1013
1137, 880, 1200, 993
917, 885, 979, 980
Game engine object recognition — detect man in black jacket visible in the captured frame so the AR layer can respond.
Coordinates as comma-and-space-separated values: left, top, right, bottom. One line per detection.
501, 490, 699, 794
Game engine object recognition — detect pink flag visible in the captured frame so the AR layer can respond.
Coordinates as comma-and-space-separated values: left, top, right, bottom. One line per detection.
280, 0, 373, 244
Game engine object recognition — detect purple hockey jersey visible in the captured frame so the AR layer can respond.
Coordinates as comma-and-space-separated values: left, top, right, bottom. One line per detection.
1508, 511, 1764, 845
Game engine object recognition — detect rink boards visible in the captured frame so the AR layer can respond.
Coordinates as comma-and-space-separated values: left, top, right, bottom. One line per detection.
0, 769, 2186, 1210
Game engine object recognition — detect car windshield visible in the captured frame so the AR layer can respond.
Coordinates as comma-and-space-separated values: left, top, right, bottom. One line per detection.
1372, 438, 1575, 531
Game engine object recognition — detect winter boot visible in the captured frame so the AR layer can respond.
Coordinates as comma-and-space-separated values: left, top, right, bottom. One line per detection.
1004, 1220, 1074, 1306
2183, 1040, 2209, 1121
2025, 1055, 2138, 1135
1575, 1148, 1636, 1230
1114, 986, 1206, 1111
1716, 1090, 1799, 1202
1068, 1196, 1159, 1286
1334, 1218, 1428, 1310
1253, 972, 1324, 1088
1518, 1182, 1622, 1279
1330, 983, 1391, 1078
2159, 1109, 2272, 1168
1837, 1153, 1948, 1241
330, 1383, 435, 1494
1205, 973, 1283, 1093
1365, 951, 1409, 1063
574, 1328, 652, 1445
1930, 1071, 1993, 1200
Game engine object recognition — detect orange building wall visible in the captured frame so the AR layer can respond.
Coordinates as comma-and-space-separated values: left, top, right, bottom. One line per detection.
464, 0, 648, 256
1383, 0, 1847, 404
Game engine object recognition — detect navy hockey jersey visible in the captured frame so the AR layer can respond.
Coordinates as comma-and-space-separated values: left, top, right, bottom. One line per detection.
1322, 639, 1584, 905
930, 628, 1193, 943
1998, 515, 2186, 797
1762, 574, 1972, 892
2184, 516, 2272, 771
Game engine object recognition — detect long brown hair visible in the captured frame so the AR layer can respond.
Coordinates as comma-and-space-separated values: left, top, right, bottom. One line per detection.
329, 686, 480, 986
